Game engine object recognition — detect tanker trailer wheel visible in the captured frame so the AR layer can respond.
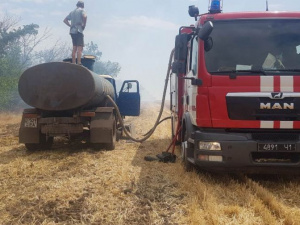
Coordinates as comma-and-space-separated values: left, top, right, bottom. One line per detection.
181, 127, 194, 172
25, 134, 54, 151
106, 118, 116, 150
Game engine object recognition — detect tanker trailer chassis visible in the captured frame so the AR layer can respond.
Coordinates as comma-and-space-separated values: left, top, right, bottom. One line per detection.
19, 107, 117, 151
18, 59, 140, 151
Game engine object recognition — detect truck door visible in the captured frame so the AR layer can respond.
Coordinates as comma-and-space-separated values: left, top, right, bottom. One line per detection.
186, 35, 199, 126
117, 80, 140, 116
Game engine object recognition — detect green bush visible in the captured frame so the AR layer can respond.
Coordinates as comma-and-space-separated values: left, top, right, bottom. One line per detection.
0, 76, 21, 111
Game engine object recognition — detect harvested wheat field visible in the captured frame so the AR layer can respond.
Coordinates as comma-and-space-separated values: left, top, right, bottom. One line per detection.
1, 103, 300, 225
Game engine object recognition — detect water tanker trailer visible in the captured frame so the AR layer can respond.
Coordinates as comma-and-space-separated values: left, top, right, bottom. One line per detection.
19, 57, 140, 151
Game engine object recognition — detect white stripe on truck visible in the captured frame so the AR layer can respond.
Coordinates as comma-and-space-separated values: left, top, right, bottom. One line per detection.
260, 121, 274, 129
280, 76, 293, 92
260, 76, 274, 92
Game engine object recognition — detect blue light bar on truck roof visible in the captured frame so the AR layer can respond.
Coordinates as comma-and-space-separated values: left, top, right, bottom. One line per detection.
209, 0, 222, 13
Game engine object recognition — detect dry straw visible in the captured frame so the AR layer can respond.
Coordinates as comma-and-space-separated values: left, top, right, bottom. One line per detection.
0, 103, 300, 224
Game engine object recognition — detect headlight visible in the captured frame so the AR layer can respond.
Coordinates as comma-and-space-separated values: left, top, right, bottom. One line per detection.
199, 142, 221, 151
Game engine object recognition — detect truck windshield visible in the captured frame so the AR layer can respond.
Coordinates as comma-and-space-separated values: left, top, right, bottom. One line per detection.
205, 19, 300, 74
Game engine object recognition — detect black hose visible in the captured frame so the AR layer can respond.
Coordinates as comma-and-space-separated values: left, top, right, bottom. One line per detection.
142, 116, 171, 136
106, 48, 175, 143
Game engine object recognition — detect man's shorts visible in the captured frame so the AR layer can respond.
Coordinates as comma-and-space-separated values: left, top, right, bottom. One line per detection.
71, 33, 84, 47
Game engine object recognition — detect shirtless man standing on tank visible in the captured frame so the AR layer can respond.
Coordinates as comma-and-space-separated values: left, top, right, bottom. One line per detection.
63, 1, 87, 65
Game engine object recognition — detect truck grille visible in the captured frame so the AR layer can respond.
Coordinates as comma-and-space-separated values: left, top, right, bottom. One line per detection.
226, 94, 300, 121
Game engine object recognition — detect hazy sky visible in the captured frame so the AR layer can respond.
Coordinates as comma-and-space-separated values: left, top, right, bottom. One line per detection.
0, 0, 299, 100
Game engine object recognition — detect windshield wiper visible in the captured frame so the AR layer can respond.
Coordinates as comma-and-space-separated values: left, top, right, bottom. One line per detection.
210, 70, 267, 75
266, 69, 300, 72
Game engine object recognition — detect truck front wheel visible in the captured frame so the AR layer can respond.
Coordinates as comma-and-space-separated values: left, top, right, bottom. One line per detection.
181, 128, 194, 172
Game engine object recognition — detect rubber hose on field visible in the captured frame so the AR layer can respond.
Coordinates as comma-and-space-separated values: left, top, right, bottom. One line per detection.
106, 48, 175, 143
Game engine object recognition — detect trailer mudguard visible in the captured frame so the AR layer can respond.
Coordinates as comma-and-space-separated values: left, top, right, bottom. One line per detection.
19, 109, 40, 144
90, 107, 115, 143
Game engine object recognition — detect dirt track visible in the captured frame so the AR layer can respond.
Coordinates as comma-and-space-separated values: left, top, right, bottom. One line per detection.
1, 103, 300, 225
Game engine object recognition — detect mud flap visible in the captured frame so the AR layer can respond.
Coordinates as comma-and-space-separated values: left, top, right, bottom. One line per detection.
90, 107, 115, 144
19, 109, 40, 144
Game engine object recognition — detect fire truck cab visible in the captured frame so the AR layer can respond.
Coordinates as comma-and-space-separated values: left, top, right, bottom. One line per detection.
171, 2, 300, 173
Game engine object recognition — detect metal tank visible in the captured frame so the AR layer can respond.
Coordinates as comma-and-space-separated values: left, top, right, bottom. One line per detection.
18, 62, 115, 111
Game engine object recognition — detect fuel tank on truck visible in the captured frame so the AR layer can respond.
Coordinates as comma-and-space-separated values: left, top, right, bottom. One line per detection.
18, 62, 115, 111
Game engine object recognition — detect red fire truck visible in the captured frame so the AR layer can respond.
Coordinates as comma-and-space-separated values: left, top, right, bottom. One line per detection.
170, 1, 300, 173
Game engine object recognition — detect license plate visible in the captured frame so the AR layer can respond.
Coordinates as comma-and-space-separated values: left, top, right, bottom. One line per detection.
24, 118, 37, 128
258, 143, 296, 151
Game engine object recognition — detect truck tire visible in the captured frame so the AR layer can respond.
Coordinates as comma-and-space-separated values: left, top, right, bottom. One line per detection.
106, 118, 116, 150
90, 108, 116, 150
181, 127, 194, 172
25, 135, 53, 151
116, 123, 122, 141
91, 143, 104, 150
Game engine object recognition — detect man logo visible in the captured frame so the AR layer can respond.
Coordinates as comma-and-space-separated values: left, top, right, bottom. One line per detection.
260, 102, 294, 110
271, 92, 283, 99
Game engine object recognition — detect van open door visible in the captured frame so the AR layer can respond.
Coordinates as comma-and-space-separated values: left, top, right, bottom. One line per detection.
117, 80, 140, 116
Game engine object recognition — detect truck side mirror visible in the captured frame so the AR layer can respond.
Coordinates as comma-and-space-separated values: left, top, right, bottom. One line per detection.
172, 61, 186, 74
173, 33, 191, 74
198, 21, 213, 41
188, 5, 199, 21
174, 33, 190, 61
204, 37, 213, 52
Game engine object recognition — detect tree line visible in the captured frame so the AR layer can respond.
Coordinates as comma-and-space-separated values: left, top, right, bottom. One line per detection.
0, 14, 120, 111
